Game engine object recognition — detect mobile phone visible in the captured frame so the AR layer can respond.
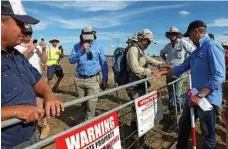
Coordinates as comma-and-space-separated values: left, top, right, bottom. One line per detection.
87, 51, 93, 60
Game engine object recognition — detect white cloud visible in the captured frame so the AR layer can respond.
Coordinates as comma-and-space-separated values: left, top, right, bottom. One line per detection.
43, 1, 132, 12
43, 4, 188, 29
208, 17, 228, 27
178, 10, 190, 16
214, 34, 228, 43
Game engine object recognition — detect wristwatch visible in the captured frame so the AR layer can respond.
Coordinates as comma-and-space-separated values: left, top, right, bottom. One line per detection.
198, 93, 205, 98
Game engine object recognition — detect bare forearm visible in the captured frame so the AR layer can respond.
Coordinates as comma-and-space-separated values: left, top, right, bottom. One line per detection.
199, 88, 212, 96
160, 54, 166, 62
23, 50, 32, 58
1, 106, 17, 121
41, 50, 47, 64
34, 78, 53, 100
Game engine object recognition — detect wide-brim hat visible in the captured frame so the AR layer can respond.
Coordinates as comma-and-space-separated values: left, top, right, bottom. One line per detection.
165, 26, 182, 38
1, 0, 39, 25
49, 37, 60, 43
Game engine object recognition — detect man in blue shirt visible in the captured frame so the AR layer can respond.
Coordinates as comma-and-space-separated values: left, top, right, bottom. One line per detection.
69, 26, 108, 120
158, 20, 225, 149
1, 1, 64, 148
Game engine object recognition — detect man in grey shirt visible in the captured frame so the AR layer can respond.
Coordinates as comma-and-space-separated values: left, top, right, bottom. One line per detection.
160, 26, 195, 114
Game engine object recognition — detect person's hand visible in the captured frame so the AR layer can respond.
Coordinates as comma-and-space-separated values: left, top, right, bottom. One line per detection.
81, 42, 90, 52
151, 70, 163, 78
189, 95, 202, 107
39, 40, 46, 51
14, 105, 44, 123
27, 43, 35, 54
44, 93, 64, 118
159, 63, 172, 71
100, 81, 108, 91
43, 65, 47, 72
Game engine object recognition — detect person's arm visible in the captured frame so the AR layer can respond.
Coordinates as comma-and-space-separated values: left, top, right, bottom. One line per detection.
168, 56, 191, 76
1, 105, 44, 122
160, 45, 168, 62
160, 53, 167, 62
127, 47, 151, 76
69, 44, 83, 64
23, 57, 64, 118
34, 78, 64, 118
99, 46, 109, 82
203, 44, 225, 93
39, 42, 47, 64
23, 44, 36, 58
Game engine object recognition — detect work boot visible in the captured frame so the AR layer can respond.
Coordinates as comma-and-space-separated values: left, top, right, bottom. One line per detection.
40, 124, 50, 140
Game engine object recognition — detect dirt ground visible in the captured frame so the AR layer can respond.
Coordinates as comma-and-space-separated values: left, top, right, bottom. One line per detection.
40, 57, 226, 149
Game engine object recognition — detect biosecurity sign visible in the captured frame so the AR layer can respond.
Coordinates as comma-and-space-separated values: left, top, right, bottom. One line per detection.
55, 112, 121, 149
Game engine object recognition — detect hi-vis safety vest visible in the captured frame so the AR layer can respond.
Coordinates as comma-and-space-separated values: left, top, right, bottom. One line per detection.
46, 46, 60, 66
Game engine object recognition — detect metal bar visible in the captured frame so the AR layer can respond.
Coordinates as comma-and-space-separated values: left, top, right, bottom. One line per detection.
2, 75, 188, 128
144, 81, 148, 94
25, 100, 135, 149
2, 77, 153, 128
172, 83, 179, 128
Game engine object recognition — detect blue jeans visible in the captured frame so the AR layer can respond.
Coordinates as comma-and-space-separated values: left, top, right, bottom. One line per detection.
166, 75, 183, 113
176, 103, 218, 149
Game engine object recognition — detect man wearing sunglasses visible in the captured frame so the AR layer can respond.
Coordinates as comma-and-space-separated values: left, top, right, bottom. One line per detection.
160, 26, 195, 115
15, 25, 50, 140
69, 26, 108, 121
1, 1, 64, 148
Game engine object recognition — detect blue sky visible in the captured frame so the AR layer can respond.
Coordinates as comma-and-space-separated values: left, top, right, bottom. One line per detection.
23, 1, 228, 55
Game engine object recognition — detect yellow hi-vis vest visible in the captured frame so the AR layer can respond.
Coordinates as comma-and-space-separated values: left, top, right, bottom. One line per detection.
46, 46, 60, 66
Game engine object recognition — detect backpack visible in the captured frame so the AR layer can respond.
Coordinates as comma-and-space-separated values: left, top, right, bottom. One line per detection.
112, 45, 141, 86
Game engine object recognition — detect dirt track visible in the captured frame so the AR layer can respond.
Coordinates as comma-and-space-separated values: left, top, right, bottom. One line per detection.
41, 57, 226, 149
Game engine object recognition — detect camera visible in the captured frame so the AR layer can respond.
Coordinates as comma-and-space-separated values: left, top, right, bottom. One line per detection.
87, 51, 93, 60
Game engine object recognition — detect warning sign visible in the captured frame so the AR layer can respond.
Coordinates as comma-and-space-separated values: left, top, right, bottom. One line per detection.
135, 90, 163, 137
55, 112, 121, 149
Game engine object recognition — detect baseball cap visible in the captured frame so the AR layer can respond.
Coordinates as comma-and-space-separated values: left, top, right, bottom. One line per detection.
184, 20, 207, 37
1, 0, 39, 24
23, 24, 33, 34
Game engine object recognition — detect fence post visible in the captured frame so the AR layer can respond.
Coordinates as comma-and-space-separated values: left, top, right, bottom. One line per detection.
144, 81, 148, 94
188, 74, 197, 149
172, 83, 179, 128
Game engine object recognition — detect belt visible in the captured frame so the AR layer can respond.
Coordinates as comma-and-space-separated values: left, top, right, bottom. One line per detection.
78, 72, 99, 79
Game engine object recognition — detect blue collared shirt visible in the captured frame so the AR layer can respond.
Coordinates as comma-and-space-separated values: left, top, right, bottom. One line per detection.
172, 36, 225, 107
1, 48, 42, 148
69, 41, 108, 82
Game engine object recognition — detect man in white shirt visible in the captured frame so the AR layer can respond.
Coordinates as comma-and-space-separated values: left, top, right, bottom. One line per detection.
15, 24, 50, 140
160, 26, 195, 115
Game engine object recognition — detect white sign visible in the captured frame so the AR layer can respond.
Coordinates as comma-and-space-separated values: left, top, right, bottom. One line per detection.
55, 112, 121, 149
135, 90, 163, 137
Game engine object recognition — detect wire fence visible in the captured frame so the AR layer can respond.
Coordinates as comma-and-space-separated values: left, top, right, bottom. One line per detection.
2, 73, 189, 149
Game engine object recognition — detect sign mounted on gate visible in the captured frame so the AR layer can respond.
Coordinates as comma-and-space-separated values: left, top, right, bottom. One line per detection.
55, 112, 121, 149
135, 90, 163, 137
